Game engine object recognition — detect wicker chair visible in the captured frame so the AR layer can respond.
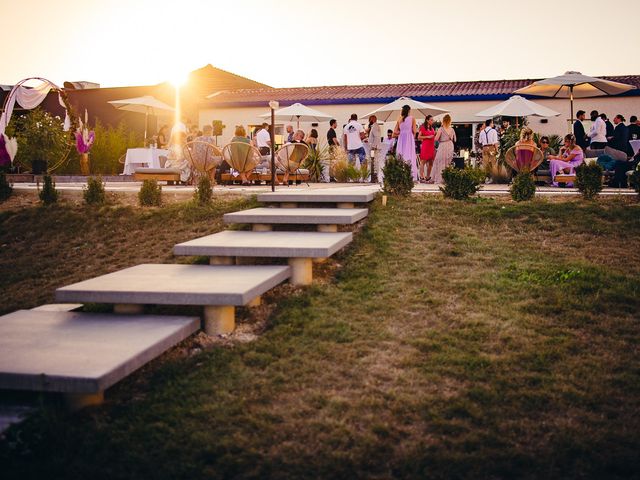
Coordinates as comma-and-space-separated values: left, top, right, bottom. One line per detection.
182, 141, 223, 182
222, 142, 262, 183
275, 143, 310, 184
505, 145, 544, 173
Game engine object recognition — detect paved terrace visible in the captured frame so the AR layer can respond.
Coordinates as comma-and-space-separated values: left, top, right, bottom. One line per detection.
10, 181, 637, 196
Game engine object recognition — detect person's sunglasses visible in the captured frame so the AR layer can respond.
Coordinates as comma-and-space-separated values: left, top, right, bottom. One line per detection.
541, 141, 549, 144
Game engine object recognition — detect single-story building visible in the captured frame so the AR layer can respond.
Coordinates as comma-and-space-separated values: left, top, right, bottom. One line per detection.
198, 75, 640, 149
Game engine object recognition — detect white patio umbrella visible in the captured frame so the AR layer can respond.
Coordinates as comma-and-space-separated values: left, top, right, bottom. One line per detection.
259, 102, 332, 129
364, 96, 448, 122
514, 71, 636, 122
108, 95, 175, 142
475, 95, 561, 126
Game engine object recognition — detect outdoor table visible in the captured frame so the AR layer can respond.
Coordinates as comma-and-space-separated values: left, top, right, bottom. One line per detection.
630, 139, 640, 157
122, 148, 169, 175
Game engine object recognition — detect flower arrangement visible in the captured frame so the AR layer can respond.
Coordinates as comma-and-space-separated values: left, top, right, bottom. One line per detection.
75, 110, 95, 175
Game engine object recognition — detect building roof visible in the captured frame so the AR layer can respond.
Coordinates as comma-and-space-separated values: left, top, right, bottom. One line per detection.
201, 75, 640, 108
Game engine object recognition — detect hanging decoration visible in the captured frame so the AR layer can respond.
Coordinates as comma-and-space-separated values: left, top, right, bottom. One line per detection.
75, 109, 95, 175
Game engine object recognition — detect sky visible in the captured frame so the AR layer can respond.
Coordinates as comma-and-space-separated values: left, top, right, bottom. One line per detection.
2, 0, 639, 89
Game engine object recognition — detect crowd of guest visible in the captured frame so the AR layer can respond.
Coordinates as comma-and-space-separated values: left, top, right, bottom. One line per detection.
157, 105, 639, 187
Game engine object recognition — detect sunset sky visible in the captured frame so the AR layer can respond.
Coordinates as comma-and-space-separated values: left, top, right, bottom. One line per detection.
2, 0, 639, 88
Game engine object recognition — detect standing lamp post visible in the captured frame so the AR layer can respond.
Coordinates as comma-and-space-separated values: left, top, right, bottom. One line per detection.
269, 100, 279, 192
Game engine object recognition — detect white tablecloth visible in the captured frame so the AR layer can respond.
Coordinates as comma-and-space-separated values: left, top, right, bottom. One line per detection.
630, 139, 640, 156
122, 148, 169, 175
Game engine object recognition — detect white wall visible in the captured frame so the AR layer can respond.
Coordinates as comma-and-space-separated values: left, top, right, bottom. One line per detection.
199, 96, 640, 147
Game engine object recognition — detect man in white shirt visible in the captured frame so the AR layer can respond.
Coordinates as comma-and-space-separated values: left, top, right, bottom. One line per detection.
255, 123, 272, 155
589, 110, 607, 150
343, 113, 365, 166
479, 119, 499, 173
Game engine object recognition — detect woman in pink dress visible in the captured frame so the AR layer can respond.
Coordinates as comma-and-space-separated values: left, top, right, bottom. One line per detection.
549, 134, 584, 187
431, 114, 456, 184
394, 105, 418, 180
418, 115, 436, 182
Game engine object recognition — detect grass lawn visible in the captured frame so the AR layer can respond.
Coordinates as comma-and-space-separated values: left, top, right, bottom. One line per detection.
0, 193, 639, 479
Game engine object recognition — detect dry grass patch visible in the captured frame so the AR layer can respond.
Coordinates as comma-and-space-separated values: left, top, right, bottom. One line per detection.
1, 194, 639, 479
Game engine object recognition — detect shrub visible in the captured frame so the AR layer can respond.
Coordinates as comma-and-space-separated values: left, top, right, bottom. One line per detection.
83, 176, 106, 205
575, 162, 603, 199
5, 108, 69, 173
302, 143, 329, 182
332, 159, 350, 183
138, 179, 162, 206
58, 119, 142, 175
440, 166, 484, 200
0, 172, 13, 202
346, 163, 361, 182
510, 172, 536, 202
194, 175, 212, 205
382, 155, 414, 196
39, 175, 59, 205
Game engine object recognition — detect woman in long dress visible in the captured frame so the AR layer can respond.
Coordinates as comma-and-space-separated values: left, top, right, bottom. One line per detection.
394, 105, 418, 180
431, 114, 456, 184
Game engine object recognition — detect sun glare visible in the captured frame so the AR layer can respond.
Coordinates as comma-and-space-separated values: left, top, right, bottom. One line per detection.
169, 72, 188, 88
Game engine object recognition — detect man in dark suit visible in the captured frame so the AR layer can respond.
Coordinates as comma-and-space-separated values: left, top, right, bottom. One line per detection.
610, 115, 630, 155
601, 113, 615, 145
573, 110, 589, 151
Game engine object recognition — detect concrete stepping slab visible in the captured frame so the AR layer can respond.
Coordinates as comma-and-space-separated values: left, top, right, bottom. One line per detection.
56, 264, 291, 335
224, 207, 368, 232
0, 310, 199, 409
174, 231, 353, 285
32, 303, 83, 312
257, 187, 377, 207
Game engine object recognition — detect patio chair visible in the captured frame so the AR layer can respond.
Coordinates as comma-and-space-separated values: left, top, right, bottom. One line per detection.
183, 141, 223, 182
222, 142, 262, 184
275, 143, 310, 185
505, 145, 544, 173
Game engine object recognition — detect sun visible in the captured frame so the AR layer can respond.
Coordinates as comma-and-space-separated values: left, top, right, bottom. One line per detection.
169, 71, 188, 88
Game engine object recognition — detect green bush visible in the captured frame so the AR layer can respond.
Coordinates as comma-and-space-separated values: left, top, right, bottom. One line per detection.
302, 143, 328, 182
83, 176, 106, 205
39, 175, 59, 205
58, 119, 142, 175
194, 175, 212, 205
440, 166, 484, 200
0, 173, 13, 202
382, 155, 414, 196
138, 179, 162, 206
510, 172, 536, 202
5, 108, 69, 173
575, 163, 603, 200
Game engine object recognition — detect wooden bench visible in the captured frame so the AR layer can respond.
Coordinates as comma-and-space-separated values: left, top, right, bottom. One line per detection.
134, 168, 181, 184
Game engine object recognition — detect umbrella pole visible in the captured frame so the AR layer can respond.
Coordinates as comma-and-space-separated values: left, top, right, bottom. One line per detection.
271, 107, 276, 192
144, 109, 148, 144
296, 115, 300, 130
570, 86, 574, 132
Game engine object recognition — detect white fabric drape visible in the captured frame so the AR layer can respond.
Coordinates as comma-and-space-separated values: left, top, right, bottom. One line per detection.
0, 79, 61, 135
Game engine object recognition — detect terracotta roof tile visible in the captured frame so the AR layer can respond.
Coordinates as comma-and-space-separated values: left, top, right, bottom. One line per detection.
202, 75, 640, 107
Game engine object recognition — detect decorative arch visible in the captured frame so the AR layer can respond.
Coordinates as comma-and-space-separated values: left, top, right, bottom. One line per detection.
0, 77, 78, 172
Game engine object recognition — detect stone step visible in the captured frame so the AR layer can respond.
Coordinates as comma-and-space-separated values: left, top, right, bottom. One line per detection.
0, 310, 199, 409
223, 207, 368, 232
56, 264, 291, 334
32, 303, 83, 312
174, 231, 353, 285
257, 187, 378, 207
